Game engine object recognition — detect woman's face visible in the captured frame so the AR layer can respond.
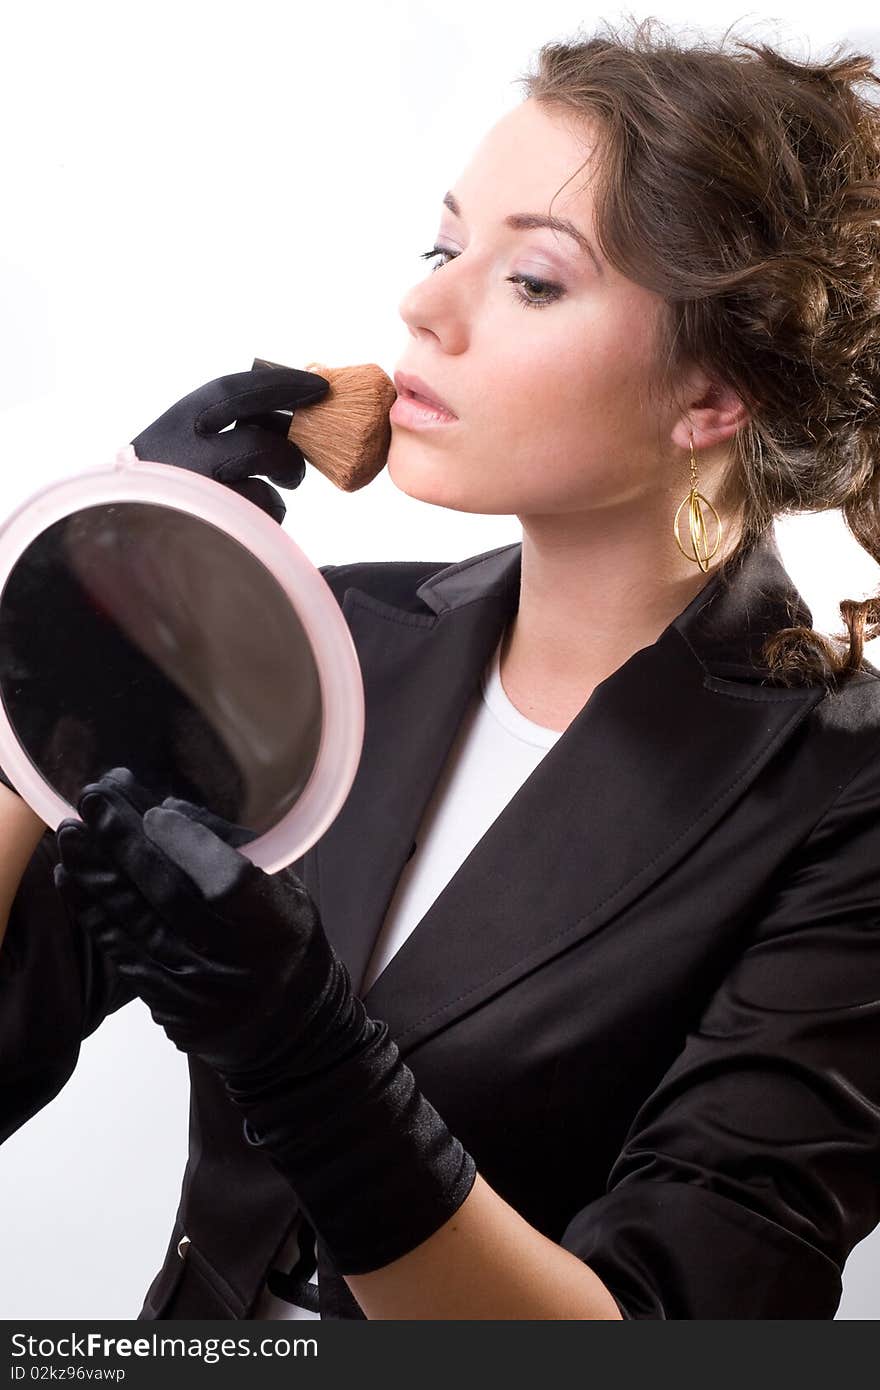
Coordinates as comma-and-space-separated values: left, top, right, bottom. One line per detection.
388, 97, 682, 518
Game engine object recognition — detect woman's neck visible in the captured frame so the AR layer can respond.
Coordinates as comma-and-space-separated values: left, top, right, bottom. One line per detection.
498, 508, 741, 731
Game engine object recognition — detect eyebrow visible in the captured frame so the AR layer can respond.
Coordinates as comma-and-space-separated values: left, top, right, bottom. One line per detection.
442, 190, 603, 276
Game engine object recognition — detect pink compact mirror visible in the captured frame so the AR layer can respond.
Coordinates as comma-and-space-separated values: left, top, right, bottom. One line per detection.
0, 445, 365, 873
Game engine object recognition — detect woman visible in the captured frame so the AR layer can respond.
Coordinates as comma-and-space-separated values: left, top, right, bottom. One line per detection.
2, 20, 880, 1320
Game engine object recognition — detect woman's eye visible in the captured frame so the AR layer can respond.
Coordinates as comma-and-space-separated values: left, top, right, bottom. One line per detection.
417, 246, 564, 311
418, 245, 456, 271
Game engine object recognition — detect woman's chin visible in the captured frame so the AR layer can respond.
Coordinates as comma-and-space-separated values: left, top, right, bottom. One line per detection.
387, 443, 459, 507
386, 435, 510, 514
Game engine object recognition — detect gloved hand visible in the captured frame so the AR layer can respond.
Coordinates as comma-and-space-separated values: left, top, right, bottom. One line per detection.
130, 364, 330, 525
53, 768, 477, 1276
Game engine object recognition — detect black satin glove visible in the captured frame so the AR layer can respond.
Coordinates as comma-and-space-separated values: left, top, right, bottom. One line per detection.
53, 768, 477, 1276
130, 364, 330, 524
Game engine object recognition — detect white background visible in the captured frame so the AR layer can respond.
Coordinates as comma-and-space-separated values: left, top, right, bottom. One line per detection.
1, 0, 879, 1319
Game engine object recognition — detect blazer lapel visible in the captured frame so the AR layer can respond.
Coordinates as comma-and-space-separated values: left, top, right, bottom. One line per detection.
314, 544, 520, 997
316, 530, 827, 1057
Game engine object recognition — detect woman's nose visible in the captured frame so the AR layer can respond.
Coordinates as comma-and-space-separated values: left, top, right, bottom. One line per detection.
398, 274, 469, 348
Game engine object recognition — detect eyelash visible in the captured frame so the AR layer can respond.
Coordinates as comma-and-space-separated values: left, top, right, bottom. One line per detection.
418, 245, 564, 310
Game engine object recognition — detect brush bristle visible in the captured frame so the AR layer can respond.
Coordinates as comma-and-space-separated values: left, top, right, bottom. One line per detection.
286, 362, 397, 492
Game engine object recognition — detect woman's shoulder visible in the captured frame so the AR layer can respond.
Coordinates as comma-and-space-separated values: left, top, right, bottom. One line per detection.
813, 660, 880, 729
798, 662, 880, 809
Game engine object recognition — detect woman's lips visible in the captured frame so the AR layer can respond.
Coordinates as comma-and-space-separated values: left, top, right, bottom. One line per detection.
389, 393, 460, 429
393, 370, 458, 417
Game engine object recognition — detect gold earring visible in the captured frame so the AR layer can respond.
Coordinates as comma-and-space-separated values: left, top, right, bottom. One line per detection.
673, 430, 722, 573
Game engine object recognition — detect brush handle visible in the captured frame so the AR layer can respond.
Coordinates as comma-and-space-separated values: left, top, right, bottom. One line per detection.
252, 356, 301, 374
251, 353, 328, 448
251, 356, 325, 417
250, 354, 335, 477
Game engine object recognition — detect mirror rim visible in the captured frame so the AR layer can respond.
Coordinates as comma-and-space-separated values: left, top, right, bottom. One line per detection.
0, 444, 365, 873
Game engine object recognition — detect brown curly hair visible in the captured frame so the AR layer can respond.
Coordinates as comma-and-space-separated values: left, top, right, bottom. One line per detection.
517, 15, 880, 689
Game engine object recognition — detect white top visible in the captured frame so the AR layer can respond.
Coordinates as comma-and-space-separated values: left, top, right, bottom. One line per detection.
251, 631, 563, 1319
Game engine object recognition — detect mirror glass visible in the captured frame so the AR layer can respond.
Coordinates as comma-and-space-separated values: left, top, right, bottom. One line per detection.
0, 502, 323, 835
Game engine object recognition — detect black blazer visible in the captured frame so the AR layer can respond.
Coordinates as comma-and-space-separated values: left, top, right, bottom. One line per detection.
2, 527, 880, 1320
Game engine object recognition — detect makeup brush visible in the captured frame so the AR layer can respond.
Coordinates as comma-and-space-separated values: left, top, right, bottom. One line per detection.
252, 356, 397, 493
